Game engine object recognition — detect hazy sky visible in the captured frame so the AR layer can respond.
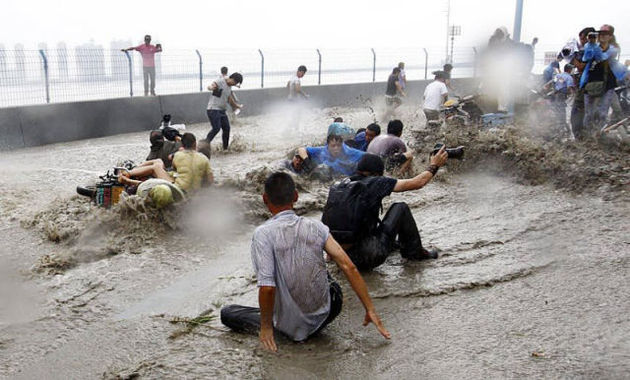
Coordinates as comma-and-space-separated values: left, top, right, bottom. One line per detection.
3, 0, 629, 51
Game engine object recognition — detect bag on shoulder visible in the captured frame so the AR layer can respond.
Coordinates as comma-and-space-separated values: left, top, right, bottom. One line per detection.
584, 81, 605, 97
321, 178, 378, 244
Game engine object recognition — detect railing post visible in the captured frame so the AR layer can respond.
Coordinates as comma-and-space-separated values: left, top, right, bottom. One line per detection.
195, 49, 203, 92
258, 49, 264, 88
316, 48, 321, 85
123, 50, 133, 97
472, 47, 478, 78
38, 49, 50, 103
371, 48, 376, 82
423, 48, 428, 80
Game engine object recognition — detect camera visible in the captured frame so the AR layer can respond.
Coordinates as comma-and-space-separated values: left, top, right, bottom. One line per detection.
587, 32, 598, 40
432, 143, 464, 159
212, 87, 223, 98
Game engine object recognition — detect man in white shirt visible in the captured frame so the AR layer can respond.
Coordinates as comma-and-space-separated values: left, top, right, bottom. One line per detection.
423, 71, 449, 125
288, 65, 308, 100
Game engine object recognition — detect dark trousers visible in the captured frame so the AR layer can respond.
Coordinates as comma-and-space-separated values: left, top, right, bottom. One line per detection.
347, 202, 424, 271
571, 88, 585, 139
206, 109, 231, 149
220, 281, 343, 340
143, 66, 156, 95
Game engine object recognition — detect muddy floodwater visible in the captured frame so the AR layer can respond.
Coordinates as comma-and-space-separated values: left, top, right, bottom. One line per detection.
0, 103, 628, 379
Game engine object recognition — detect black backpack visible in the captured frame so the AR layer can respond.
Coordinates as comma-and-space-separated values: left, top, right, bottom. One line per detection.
321, 178, 380, 244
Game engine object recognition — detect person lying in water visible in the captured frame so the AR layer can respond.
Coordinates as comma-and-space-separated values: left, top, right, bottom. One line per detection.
119, 132, 213, 193
296, 134, 365, 176
221, 172, 390, 351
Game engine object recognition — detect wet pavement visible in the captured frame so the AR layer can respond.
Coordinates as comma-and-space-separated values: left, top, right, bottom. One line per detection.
0, 104, 628, 379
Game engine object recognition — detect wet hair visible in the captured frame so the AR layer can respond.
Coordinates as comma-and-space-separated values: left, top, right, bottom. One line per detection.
333, 117, 343, 122
366, 123, 381, 135
181, 132, 196, 149
298, 65, 307, 73
443, 63, 453, 72
229, 72, 243, 85
149, 130, 164, 145
579, 27, 596, 38
326, 134, 343, 144
387, 120, 403, 136
264, 172, 296, 206
357, 154, 384, 176
220, 66, 228, 75
392, 67, 401, 75
564, 64, 573, 73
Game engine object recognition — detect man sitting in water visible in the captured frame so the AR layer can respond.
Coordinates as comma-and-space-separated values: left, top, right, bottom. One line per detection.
366, 119, 413, 174
221, 172, 390, 351
350, 123, 381, 151
321, 150, 448, 271
296, 134, 365, 177
119, 132, 213, 193
275, 150, 306, 174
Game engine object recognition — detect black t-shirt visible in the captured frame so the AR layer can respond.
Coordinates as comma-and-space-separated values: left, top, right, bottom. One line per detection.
350, 174, 398, 227
386, 74, 398, 96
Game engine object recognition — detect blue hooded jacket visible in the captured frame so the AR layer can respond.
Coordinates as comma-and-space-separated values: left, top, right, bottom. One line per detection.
306, 143, 365, 175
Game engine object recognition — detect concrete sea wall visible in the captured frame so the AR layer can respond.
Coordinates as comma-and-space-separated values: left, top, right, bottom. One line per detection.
0, 78, 477, 151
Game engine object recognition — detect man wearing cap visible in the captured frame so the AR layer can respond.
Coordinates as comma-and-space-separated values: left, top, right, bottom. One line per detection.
122, 35, 162, 96
423, 71, 449, 125
205, 73, 243, 150
321, 149, 448, 271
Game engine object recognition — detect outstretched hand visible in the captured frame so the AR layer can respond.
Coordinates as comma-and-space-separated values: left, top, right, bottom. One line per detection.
430, 146, 448, 167
363, 309, 391, 339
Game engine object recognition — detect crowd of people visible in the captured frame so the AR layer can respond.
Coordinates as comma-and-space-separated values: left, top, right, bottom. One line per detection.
112, 26, 627, 352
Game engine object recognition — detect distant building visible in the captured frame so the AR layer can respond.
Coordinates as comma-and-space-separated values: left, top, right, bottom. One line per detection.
56, 42, 69, 79
75, 41, 105, 81
110, 39, 133, 80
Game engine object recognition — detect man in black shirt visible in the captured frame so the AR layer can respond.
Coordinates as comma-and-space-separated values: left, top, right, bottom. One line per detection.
384, 67, 406, 119
146, 130, 181, 169
322, 148, 448, 271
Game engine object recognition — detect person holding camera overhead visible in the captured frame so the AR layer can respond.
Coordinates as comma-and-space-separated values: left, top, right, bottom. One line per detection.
204, 72, 243, 150
122, 35, 162, 96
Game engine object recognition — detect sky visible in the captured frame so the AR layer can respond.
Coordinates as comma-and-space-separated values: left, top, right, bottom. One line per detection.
2, 0, 629, 52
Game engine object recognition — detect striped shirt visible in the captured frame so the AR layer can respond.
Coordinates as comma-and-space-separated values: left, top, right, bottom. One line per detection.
251, 210, 330, 341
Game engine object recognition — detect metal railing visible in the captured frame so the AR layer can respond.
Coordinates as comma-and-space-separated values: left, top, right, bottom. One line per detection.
0, 44, 611, 108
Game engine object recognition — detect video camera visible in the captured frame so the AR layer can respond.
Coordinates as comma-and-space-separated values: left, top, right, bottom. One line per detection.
587, 31, 599, 41
431, 143, 465, 160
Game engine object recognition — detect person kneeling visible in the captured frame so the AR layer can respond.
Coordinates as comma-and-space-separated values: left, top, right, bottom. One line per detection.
221, 172, 390, 352
321, 150, 448, 271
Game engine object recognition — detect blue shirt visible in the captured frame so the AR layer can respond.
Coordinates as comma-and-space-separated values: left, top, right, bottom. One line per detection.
554, 72, 574, 93
353, 131, 369, 151
306, 143, 365, 175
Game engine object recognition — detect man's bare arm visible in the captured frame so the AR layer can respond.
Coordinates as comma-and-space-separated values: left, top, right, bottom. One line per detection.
258, 286, 277, 352
228, 93, 241, 109
393, 147, 447, 192
207, 82, 218, 91
324, 236, 390, 339
395, 81, 406, 97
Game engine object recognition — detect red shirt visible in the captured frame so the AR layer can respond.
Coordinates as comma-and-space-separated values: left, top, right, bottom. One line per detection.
134, 44, 159, 67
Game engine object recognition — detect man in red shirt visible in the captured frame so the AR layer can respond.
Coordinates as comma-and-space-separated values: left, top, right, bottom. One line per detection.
122, 35, 162, 96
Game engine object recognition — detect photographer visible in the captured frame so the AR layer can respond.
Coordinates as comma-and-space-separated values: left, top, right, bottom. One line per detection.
205, 72, 243, 150
320, 148, 449, 271
580, 25, 628, 136
122, 35, 162, 96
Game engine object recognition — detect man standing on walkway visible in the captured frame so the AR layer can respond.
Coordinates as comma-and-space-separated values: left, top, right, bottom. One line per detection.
122, 35, 162, 96
206, 73, 243, 150
287, 65, 309, 100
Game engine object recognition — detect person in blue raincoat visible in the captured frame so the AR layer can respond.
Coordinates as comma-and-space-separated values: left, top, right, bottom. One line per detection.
297, 134, 365, 176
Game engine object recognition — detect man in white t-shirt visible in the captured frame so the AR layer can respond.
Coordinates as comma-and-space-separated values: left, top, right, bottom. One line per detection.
423, 71, 449, 124
287, 65, 308, 100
